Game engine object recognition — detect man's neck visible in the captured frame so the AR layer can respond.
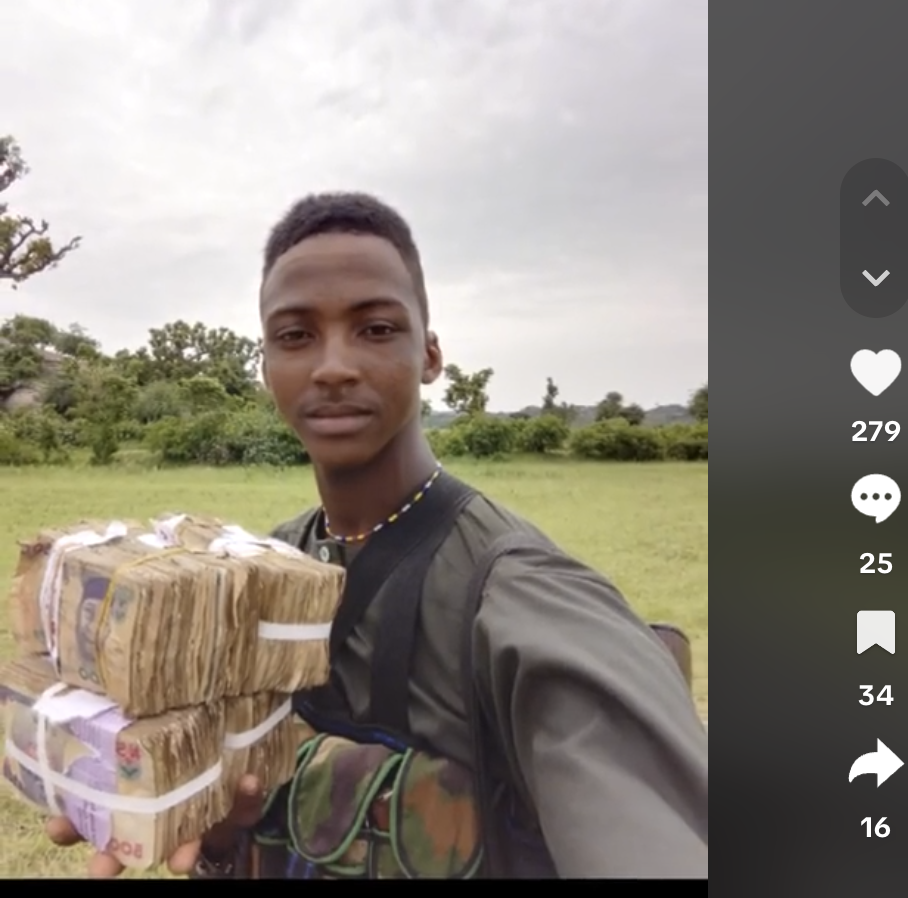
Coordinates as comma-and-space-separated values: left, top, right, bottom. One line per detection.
314, 430, 438, 539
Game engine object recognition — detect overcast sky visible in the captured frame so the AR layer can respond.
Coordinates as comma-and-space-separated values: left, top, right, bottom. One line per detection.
1, 0, 706, 412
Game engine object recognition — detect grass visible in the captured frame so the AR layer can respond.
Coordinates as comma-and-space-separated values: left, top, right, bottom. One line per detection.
0, 457, 707, 878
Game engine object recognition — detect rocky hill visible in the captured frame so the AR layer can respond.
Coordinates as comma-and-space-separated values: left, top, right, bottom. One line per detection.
0, 337, 64, 411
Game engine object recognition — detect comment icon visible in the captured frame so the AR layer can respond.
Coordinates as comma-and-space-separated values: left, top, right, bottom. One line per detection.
852, 474, 901, 522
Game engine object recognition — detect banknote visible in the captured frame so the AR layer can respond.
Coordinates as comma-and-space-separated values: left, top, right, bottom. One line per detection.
0, 655, 229, 869
8, 516, 344, 717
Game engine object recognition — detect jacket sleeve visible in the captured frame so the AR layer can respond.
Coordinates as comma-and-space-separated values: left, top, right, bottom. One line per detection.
471, 541, 708, 878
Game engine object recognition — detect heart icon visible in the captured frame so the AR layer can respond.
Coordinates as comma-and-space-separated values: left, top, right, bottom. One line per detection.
851, 349, 902, 396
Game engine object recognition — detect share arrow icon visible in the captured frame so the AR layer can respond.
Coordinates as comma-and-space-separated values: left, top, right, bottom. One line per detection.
864, 270, 890, 286
849, 739, 904, 786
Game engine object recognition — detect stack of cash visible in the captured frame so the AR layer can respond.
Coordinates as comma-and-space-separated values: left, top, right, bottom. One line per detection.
7, 515, 344, 716
222, 693, 299, 799
0, 512, 346, 869
146, 513, 342, 695
0, 655, 229, 869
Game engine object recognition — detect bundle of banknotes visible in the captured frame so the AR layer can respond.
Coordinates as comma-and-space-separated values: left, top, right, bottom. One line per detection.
0, 512, 345, 869
8, 513, 343, 715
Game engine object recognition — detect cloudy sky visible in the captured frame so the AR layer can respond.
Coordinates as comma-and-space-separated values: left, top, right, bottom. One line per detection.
0, 0, 706, 412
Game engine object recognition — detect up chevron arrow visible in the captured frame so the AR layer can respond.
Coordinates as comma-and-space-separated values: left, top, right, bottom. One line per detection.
864, 270, 891, 286
863, 189, 890, 206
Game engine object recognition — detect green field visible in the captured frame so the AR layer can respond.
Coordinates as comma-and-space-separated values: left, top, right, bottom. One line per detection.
0, 458, 707, 878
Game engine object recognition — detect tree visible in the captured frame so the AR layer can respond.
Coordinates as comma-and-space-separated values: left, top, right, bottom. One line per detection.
53, 322, 101, 360
0, 314, 54, 392
557, 402, 579, 424
0, 315, 101, 395
619, 402, 645, 426
0, 314, 57, 347
178, 375, 232, 413
595, 390, 645, 426
541, 376, 559, 412
0, 136, 81, 287
689, 383, 707, 421
121, 320, 263, 396
72, 365, 138, 464
442, 364, 494, 418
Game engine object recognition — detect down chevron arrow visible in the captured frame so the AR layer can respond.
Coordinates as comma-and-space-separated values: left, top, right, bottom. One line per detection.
863, 270, 890, 286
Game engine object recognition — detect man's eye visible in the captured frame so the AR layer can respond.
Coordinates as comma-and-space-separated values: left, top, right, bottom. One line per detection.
364, 323, 398, 337
278, 329, 309, 341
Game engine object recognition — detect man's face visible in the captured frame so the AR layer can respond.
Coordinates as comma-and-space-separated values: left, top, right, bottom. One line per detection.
259, 232, 441, 470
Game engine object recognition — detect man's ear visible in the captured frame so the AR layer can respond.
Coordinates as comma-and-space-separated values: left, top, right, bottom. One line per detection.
261, 357, 271, 391
422, 330, 443, 385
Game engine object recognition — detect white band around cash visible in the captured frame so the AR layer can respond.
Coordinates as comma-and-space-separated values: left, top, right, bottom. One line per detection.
257, 621, 332, 641
5, 738, 222, 814
35, 683, 67, 816
38, 522, 129, 667
11, 683, 222, 817
152, 514, 187, 546
207, 524, 306, 559
208, 528, 334, 641
138, 520, 305, 561
224, 699, 292, 751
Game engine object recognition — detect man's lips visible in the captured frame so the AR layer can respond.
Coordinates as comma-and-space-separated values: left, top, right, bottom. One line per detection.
304, 404, 373, 418
301, 405, 374, 436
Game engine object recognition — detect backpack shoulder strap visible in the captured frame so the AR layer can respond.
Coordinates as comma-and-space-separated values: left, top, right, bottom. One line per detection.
295, 471, 477, 738
461, 530, 554, 878
331, 470, 474, 664
366, 474, 477, 732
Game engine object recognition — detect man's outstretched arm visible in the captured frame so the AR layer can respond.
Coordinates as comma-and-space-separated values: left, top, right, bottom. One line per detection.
472, 542, 708, 878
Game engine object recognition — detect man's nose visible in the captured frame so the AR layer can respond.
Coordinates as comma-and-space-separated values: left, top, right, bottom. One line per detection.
311, 334, 360, 386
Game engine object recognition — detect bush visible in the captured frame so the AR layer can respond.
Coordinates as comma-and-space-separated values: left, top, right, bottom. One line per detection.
145, 408, 309, 466
89, 423, 120, 465
569, 418, 664, 461
222, 409, 310, 466
660, 423, 708, 461
424, 427, 468, 458
145, 412, 232, 465
133, 381, 185, 423
1, 408, 71, 463
458, 414, 518, 458
517, 414, 569, 454
115, 419, 146, 444
0, 427, 42, 465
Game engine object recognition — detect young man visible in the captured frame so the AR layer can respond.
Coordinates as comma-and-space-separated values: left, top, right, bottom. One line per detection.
45, 192, 708, 878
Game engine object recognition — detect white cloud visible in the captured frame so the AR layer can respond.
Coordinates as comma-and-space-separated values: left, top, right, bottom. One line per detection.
0, 0, 707, 411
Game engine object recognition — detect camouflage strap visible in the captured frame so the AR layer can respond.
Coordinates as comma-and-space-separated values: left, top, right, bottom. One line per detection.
253, 730, 482, 879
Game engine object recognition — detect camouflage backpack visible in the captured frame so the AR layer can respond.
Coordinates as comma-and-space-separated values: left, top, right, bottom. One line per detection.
248, 472, 694, 879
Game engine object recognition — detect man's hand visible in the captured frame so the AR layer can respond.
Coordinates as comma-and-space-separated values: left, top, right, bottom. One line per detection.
45, 774, 264, 878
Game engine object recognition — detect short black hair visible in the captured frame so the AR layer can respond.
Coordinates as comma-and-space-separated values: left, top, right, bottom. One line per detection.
262, 191, 429, 323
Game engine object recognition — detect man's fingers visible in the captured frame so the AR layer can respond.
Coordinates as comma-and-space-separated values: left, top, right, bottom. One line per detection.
167, 839, 201, 876
201, 775, 264, 855
87, 851, 125, 879
47, 777, 264, 879
227, 775, 264, 828
170, 775, 264, 870
45, 816, 83, 846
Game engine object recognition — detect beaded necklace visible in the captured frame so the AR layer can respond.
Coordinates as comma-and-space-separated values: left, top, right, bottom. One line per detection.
323, 462, 444, 544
